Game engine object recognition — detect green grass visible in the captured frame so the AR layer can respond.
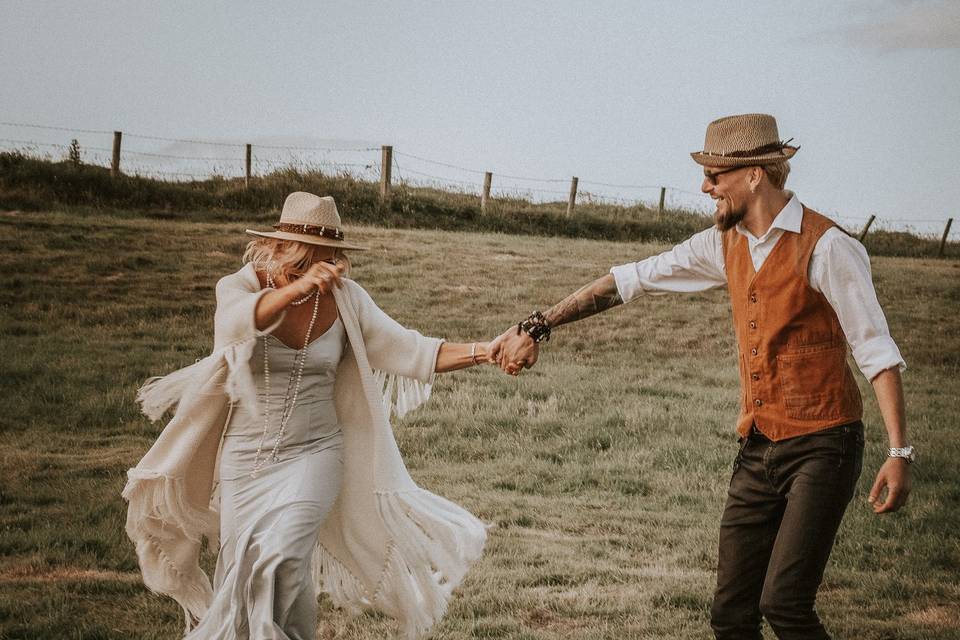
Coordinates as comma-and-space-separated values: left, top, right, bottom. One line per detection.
0, 210, 958, 639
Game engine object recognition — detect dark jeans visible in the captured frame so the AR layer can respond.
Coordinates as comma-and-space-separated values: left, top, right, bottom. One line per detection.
711, 422, 864, 640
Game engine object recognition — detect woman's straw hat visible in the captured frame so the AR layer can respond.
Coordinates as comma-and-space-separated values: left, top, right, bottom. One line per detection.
245, 192, 368, 251
691, 113, 799, 167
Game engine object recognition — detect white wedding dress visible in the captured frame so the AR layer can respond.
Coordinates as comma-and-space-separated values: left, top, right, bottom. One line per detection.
186, 317, 346, 639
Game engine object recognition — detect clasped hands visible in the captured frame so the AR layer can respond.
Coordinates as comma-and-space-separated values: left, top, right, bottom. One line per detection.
487, 326, 540, 376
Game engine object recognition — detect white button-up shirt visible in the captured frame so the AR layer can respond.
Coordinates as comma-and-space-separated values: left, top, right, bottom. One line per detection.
610, 193, 905, 381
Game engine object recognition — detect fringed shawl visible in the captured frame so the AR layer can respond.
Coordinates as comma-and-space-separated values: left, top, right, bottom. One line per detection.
122, 263, 487, 638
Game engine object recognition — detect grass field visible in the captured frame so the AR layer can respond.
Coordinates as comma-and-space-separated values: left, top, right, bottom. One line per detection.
0, 209, 958, 639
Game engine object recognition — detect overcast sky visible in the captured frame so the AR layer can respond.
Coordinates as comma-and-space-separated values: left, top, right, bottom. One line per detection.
2, 1, 958, 233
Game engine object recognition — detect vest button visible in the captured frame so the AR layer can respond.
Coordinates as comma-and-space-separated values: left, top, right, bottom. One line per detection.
750, 294, 758, 303
749, 321, 757, 329
750, 347, 758, 356
754, 399, 763, 407
751, 373, 760, 381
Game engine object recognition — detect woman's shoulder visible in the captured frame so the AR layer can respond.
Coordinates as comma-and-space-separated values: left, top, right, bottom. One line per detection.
339, 277, 372, 302
337, 279, 389, 322
216, 263, 260, 295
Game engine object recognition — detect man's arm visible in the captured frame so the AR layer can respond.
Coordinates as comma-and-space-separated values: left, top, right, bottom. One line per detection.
489, 274, 622, 374
543, 273, 623, 328
810, 230, 910, 514
867, 367, 911, 513
490, 228, 727, 374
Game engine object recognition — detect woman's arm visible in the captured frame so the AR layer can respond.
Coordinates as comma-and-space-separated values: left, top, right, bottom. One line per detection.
254, 262, 344, 330
435, 342, 492, 373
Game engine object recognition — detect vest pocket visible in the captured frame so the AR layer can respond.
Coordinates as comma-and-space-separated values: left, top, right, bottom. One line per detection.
776, 344, 847, 420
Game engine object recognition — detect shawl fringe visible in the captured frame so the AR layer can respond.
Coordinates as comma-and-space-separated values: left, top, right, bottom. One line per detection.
374, 369, 436, 420
308, 490, 487, 639
122, 470, 218, 632
136, 366, 203, 423
136, 341, 258, 424
373, 490, 488, 639
312, 545, 370, 616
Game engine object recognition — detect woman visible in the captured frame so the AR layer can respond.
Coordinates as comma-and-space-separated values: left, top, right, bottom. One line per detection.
123, 192, 490, 639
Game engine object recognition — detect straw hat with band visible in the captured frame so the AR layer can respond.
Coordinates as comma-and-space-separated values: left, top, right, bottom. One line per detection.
246, 192, 368, 251
691, 113, 799, 168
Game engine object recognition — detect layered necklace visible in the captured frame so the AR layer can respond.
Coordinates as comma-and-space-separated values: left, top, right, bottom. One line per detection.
251, 272, 321, 477
267, 271, 316, 306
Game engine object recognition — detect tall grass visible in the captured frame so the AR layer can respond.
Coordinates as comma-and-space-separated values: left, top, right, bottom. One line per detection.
0, 211, 957, 639
1, 151, 954, 258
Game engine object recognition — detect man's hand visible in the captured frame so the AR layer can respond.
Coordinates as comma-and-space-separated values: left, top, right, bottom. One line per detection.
868, 458, 911, 514
488, 273, 622, 377
489, 327, 538, 376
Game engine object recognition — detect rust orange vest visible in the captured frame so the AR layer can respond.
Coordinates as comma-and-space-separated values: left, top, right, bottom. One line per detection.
722, 207, 863, 441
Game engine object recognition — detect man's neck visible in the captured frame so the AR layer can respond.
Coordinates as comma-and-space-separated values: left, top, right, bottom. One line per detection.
741, 190, 791, 238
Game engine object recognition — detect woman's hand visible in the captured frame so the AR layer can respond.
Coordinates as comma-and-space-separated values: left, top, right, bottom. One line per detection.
489, 327, 538, 376
289, 260, 344, 296
255, 259, 344, 330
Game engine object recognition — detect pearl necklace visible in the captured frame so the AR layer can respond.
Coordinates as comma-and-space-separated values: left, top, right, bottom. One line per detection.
250, 280, 321, 477
265, 272, 315, 306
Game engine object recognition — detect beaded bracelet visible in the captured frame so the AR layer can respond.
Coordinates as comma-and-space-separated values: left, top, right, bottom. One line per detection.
517, 311, 551, 343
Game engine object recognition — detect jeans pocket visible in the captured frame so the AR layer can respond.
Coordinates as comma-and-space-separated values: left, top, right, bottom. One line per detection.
838, 425, 865, 492
731, 437, 748, 475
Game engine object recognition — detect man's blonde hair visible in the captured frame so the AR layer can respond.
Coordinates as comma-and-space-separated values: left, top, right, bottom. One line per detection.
242, 237, 351, 280
762, 161, 791, 189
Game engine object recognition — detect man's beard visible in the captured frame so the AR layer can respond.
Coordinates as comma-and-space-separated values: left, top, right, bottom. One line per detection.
714, 196, 746, 232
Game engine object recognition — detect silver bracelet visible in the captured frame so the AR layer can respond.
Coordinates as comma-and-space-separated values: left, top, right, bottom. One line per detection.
888, 446, 915, 463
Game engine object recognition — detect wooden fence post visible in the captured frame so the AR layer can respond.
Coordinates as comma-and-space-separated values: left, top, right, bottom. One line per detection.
245, 144, 252, 189
380, 145, 393, 202
566, 176, 579, 217
938, 218, 953, 258
481, 171, 492, 214
111, 131, 122, 177
858, 214, 876, 242
658, 186, 666, 218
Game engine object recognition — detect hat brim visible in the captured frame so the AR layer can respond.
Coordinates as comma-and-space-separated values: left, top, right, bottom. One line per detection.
245, 229, 369, 251
690, 146, 798, 167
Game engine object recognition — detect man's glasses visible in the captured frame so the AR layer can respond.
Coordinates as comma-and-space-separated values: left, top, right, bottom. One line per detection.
704, 166, 744, 186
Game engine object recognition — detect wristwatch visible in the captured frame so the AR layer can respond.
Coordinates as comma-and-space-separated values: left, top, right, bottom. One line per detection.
888, 446, 915, 463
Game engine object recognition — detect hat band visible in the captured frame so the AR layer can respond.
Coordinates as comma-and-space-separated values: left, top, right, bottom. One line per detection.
702, 138, 796, 158
273, 222, 344, 241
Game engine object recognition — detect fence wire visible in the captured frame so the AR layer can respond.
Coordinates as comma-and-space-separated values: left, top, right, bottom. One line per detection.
0, 120, 953, 239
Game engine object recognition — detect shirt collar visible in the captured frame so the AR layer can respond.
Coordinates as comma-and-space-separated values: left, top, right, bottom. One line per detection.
735, 191, 802, 241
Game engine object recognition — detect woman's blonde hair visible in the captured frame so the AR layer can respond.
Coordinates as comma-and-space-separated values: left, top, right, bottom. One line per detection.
242, 238, 352, 281
762, 160, 791, 189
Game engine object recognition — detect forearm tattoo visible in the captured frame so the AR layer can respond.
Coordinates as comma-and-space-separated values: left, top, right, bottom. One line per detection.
543, 274, 622, 328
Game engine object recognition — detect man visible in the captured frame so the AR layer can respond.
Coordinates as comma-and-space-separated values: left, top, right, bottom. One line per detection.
490, 113, 912, 640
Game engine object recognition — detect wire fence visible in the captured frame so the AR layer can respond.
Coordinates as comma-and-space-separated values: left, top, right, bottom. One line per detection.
0, 120, 954, 242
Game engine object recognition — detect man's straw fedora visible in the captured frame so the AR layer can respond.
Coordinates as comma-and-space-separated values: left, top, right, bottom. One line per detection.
246, 192, 368, 251
691, 113, 799, 167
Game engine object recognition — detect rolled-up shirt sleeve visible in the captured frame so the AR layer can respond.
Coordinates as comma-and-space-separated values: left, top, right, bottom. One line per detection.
610, 227, 727, 303
812, 229, 906, 381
